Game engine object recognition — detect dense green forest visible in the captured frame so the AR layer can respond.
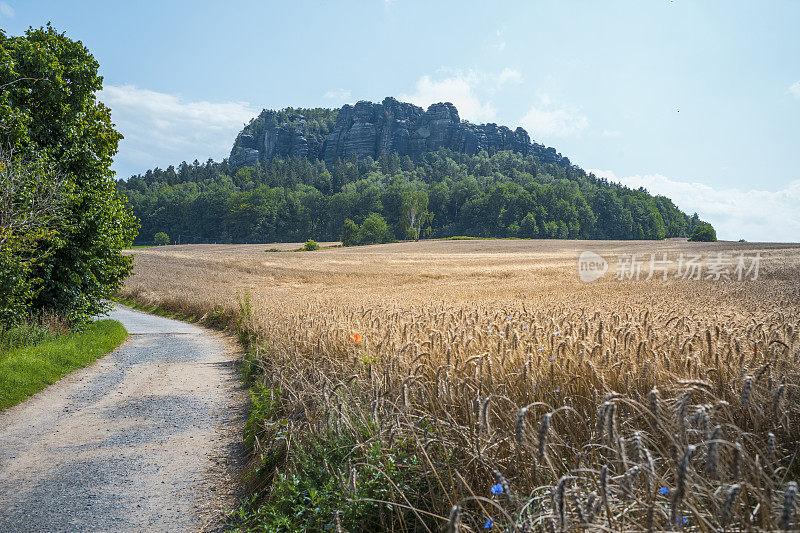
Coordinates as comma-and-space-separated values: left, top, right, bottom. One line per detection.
117, 148, 708, 245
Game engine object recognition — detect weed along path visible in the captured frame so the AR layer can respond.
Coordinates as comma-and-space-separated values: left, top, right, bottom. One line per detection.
0, 304, 246, 532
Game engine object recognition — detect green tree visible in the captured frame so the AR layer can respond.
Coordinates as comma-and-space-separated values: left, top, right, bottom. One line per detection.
689, 223, 717, 242
0, 152, 68, 327
153, 232, 169, 246
399, 188, 432, 240
1, 25, 139, 323
518, 212, 539, 238
341, 218, 359, 247
358, 213, 393, 245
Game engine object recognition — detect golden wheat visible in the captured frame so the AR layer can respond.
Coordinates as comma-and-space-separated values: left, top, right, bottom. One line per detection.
121, 239, 800, 531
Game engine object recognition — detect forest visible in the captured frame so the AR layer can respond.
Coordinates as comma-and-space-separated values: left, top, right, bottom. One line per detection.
116, 148, 710, 245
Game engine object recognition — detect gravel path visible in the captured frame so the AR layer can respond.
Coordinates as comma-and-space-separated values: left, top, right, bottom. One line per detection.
0, 304, 247, 532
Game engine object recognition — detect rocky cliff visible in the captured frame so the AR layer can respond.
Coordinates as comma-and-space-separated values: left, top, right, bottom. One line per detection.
229, 97, 571, 171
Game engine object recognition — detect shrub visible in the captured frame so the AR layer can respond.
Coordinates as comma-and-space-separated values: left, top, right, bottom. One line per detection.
153, 232, 170, 246
302, 239, 320, 251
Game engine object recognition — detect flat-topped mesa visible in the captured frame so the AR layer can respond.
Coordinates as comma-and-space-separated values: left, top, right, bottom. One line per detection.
229, 97, 571, 171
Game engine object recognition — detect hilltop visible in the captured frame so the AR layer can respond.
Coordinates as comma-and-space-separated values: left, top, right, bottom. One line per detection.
229, 97, 571, 170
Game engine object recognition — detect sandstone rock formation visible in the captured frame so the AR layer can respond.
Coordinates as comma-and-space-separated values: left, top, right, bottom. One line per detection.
229, 97, 571, 171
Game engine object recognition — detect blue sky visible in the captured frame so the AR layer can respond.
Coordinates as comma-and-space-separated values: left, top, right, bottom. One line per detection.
3, 0, 799, 241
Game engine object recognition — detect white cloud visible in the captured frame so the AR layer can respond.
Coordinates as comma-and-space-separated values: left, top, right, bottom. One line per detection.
401, 69, 520, 123
0, 2, 14, 18
324, 88, 352, 101
788, 81, 800, 99
494, 29, 506, 52
588, 169, 800, 242
498, 68, 523, 85
401, 71, 498, 123
602, 129, 622, 137
99, 84, 257, 178
520, 97, 589, 138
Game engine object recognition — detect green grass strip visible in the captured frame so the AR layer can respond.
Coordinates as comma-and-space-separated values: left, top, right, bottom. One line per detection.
0, 319, 128, 410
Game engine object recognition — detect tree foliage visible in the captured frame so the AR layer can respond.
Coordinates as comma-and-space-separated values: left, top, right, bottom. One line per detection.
0, 25, 138, 325
341, 218, 359, 247
118, 148, 713, 246
357, 213, 394, 245
302, 239, 319, 251
0, 152, 69, 326
153, 232, 169, 246
689, 222, 717, 242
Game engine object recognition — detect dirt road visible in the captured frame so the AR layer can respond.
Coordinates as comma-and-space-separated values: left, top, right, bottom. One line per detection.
0, 304, 246, 532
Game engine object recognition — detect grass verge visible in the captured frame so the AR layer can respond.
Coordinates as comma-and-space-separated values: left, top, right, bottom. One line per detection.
0, 319, 127, 410
229, 382, 431, 531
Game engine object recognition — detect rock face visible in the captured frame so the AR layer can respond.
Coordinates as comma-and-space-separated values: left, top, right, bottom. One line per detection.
229, 97, 571, 171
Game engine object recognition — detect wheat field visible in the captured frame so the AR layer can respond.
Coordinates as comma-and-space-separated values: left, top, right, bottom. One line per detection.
121, 239, 800, 531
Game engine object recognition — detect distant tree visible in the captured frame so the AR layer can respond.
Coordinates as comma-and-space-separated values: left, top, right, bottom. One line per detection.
358, 213, 393, 245
399, 189, 432, 241
153, 232, 170, 246
689, 223, 716, 242
341, 218, 359, 247
302, 239, 319, 251
115, 140, 713, 247
518, 212, 539, 238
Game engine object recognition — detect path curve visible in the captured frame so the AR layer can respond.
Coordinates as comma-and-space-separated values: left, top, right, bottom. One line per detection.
0, 304, 246, 532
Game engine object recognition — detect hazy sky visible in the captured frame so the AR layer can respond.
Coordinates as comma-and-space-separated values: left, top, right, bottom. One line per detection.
3, 1, 799, 241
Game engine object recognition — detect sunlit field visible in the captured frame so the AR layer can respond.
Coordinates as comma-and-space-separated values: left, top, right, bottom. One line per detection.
121, 239, 800, 531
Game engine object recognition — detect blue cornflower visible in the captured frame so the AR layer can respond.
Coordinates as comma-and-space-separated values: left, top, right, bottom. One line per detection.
484, 517, 494, 528
523, 325, 529, 329
490, 483, 504, 495
555, 388, 561, 392
538, 347, 546, 351
676, 516, 687, 526
553, 331, 561, 336
499, 331, 505, 336
659, 486, 670, 495
550, 356, 556, 361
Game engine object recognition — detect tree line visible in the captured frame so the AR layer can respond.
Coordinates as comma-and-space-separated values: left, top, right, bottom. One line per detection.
118, 149, 711, 245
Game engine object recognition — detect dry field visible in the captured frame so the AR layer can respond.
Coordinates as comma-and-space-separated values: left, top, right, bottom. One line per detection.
121, 239, 800, 531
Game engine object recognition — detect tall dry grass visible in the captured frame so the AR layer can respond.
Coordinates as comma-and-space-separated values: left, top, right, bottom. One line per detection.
121, 240, 800, 531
